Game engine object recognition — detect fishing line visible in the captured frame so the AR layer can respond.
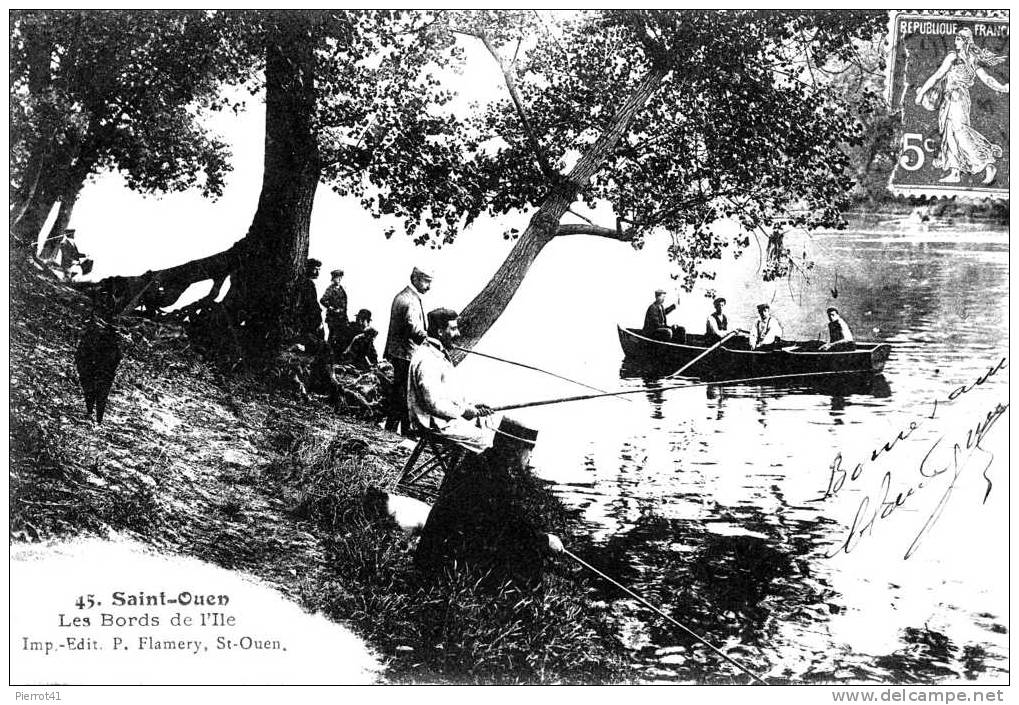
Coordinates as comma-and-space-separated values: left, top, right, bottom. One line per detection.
455, 346, 631, 402
562, 548, 767, 685
491, 369, 866, 412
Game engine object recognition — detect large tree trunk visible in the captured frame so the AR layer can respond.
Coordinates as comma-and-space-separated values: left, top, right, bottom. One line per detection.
11, 181, 58, 250
454, 69, 667, 358
69, 17, 322, 368
222, 16, 321, 362
11, 13, 58, 246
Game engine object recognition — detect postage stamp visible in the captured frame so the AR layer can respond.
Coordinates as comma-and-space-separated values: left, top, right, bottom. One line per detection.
885, 12, 1010, 200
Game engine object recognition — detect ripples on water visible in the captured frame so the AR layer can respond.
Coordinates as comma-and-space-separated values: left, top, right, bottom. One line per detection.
526, 228, 1009, 683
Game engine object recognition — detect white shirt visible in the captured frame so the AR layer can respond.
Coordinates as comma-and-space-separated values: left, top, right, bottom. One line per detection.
752, 315, 783, 349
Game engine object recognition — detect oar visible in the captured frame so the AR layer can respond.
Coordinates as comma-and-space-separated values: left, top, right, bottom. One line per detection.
563, 548, 767, 684
665, 329, 740, 379
454, 346, 631, 402
488, 369, 858, 412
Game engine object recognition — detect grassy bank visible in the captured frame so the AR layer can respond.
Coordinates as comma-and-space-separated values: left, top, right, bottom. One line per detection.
8, 254, 631, 683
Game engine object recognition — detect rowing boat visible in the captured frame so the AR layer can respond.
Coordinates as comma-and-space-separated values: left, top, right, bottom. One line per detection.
617, 326, 891, 379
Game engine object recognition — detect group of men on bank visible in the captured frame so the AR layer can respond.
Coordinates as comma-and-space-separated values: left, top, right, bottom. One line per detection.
298, 259, 493, 449
643, 289, 854, 352
297, 259, 378, 370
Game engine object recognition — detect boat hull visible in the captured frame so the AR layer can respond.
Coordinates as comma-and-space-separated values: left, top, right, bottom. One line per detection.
617, 326, 891, 380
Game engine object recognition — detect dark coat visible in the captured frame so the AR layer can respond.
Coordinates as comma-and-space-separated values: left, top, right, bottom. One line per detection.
415, 447, 555, 588
75, 320, 123, 423
320, 283, 348, 326
298, 278, 322, 336
643, 302, 676, 333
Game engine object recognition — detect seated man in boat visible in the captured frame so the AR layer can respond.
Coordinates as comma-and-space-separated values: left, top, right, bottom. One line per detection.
820, 307, 856, 352
643, 288, 685, 343
415, 416, 565, 589
750, 303, 784, 351
704, 297, 730, 344
408, 307, 495, 452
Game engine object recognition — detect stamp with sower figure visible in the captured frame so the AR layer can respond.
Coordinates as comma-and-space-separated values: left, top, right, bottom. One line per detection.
886, 12, 1009, 200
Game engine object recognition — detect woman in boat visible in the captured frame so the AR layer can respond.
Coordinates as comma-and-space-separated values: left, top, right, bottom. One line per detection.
914, 28, 1009, 185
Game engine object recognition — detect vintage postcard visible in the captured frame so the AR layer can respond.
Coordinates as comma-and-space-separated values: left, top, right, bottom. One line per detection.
7, 9, 1010, 702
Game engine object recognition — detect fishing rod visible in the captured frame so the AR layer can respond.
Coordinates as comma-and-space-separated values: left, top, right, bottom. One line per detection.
454, 346, 631, 402
562, 548, 767, 684
490, 369, 862, 412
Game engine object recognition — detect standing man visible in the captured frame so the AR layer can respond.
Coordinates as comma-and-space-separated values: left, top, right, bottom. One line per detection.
407, 307, 494, 451
297, 258, 324, 343
384, 266, 432, 435
821, 307, 855, 351
320, 268, 349, 355
750, 303, 784, 351
643, 288, 684, 343
704, 297, 729, 344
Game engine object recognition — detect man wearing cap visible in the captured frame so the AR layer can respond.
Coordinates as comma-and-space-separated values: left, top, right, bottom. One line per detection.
384, 267, 432, 435
297, 258, 324, 343
643, 288, 684, 343
320, 268, 349, 355
750, 303, 784, 351
415, 415, 565, 589
704, 297, 730, 344
407, 307, 495, 451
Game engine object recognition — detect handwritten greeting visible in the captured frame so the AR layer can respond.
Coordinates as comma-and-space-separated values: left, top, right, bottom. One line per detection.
818, 357, 1008, 559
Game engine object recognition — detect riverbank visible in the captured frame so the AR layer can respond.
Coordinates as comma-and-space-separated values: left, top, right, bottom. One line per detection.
9, 253, 631, 684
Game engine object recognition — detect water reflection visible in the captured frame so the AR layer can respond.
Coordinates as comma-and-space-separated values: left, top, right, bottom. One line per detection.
569, 428, 1007, 683
540, 227, 1008, 683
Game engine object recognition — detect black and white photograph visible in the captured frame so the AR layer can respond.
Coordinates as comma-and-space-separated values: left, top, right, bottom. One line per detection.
7, 8, 1010, 700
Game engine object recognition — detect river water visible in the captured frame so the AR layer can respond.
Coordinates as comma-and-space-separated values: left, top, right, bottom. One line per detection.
456, 222, 1010, 684
75, 177, 1009, 683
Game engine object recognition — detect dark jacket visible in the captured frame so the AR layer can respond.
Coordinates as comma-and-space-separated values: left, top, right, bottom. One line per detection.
298, 279, 322, 336
643, 302, 676, 333
415, 447, 556, 589
320, 283, 348, 325
344, 332, 379, 370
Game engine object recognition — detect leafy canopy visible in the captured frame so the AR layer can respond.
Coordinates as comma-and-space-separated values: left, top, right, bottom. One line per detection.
10, 10, 251, 199
332, 10, 887, 286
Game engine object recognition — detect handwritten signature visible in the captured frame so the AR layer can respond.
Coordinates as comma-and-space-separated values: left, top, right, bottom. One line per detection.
819, 357, 1008, 560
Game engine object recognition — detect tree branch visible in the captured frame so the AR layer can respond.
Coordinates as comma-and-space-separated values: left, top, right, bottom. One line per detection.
467, 29, 558, 182
555, 223, 635, 240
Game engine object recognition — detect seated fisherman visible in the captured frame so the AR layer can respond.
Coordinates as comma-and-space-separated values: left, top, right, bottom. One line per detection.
750, 303, 784, 351
820, 307, 855, 351
408, 307, 495, 452
643, 288, 685, 343
415, 416, 565, 589
704, 297, 730, 344
343, 326, 379, 371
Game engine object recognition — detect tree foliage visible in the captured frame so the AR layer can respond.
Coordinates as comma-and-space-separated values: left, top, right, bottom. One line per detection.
9, 10, 250, 242
344, 10, 888, 291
